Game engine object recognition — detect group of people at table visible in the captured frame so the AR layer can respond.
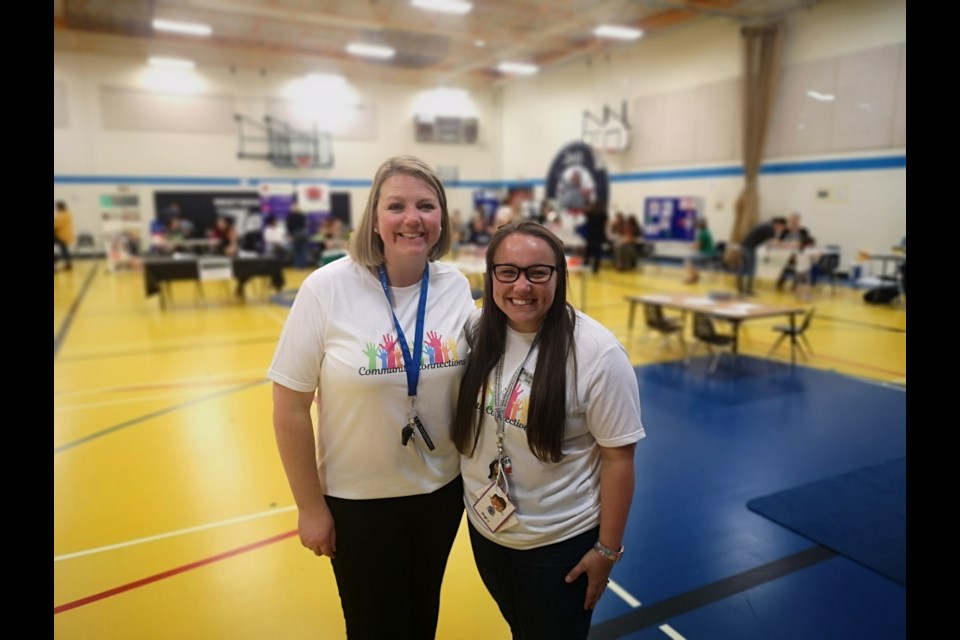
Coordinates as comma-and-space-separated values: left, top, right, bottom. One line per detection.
268, 156, 645, 639
148, 205, 348, 269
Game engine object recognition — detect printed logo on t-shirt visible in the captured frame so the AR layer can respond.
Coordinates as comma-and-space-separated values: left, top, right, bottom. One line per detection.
358, 330, 465, 376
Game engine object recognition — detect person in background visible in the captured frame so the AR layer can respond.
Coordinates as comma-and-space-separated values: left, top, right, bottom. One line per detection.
268, 155, 476, 640
286, 204, 310, 269
452, 221, 645, 640
582, 200, 609, 274
775, 212, 813, 291
494, 196, 520, 230
210, 215, 239, 257
263, 214, 289, 262
54, 200, 75, 271
737, 216, 787, 296
792, 236, 819, 301
466, 209, 493, 247
683, 218, 715, 285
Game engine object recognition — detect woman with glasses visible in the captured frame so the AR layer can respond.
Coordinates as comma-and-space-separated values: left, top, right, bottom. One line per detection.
268, 156, 476, 639
452, 221, 645, 639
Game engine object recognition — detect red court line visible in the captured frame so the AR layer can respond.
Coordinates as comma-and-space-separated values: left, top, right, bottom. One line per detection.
54, 529, 297, 615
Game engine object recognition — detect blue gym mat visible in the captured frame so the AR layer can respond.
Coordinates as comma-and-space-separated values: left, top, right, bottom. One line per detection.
746, 456, 906, 586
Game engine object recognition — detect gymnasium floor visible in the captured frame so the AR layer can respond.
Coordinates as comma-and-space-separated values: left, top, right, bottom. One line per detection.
53, 256, 907, 639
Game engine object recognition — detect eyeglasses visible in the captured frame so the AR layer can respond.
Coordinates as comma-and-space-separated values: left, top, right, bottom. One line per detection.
492, 264, 557, 284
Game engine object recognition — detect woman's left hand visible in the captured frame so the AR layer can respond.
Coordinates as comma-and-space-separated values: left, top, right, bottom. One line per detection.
565, 549, 615, 610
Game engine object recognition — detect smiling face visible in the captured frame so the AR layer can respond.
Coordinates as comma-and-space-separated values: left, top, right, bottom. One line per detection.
375, 174, 442, 271
491, 233, 558, 333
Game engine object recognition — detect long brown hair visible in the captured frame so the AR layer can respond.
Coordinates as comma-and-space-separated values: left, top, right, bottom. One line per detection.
452, 221, 577, 463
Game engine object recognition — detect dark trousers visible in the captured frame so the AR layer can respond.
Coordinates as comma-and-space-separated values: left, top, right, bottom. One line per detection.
585, 241, 605, 274
468, 522, 598, 640
290, 230, 310, 269
54, 233, 72, 267
736, 245, 758, 294
325, 476, 464, 640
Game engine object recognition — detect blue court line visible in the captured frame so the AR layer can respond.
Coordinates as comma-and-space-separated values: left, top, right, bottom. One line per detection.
54, 264, 99, 359
53, 379, 269, 454
588, 546, 837, 639
52, 155, 905, 189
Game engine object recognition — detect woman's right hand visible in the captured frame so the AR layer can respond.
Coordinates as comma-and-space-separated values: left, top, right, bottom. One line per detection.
298, 503, 336, 558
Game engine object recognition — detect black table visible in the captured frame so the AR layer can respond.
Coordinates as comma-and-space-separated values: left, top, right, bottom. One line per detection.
144, 256, 285, 309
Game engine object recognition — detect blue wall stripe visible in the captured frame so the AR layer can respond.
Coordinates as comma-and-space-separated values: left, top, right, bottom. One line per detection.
53, 155, 905, 189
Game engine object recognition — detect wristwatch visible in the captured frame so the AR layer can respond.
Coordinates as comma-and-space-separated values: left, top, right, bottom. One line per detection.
594, 540, 624, 562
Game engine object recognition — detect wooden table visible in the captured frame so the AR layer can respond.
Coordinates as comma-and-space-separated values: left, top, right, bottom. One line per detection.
626, 292, 809, 365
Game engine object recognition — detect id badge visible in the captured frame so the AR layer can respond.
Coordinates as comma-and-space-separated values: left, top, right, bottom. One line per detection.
472, 482, 518, 533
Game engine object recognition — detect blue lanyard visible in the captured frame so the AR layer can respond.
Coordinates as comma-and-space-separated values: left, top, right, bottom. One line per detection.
377, 264, 429, 399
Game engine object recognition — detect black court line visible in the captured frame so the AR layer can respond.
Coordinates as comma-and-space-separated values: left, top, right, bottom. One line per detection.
54, 336, 280, 363
588, 546, 836, 639
54, 265, 100, 359
54, 379, 269, 454
817, 314, 906, 334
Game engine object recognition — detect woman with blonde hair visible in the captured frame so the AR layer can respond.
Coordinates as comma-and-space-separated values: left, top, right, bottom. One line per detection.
269, 155, 477, 639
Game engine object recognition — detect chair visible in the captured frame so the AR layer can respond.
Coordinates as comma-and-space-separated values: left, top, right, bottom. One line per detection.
814, 253, 840, 294
75, 232, 98, 257
691, 313, 736, 374
642, 303, 686, 355
705, 241, 728, 274
768, 307, 815, 361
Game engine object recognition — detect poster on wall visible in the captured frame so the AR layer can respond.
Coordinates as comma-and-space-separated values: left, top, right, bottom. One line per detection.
259, 182, 331, 235
643, 197, 701, 242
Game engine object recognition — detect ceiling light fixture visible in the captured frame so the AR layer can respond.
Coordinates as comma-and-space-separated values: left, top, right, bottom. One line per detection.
346, 43, 396, 59
806, 90, 835, 102
148, 56, 196, 70
412, 1, 473, 15
593, 25, 643, 41
152, 19, 212, 37
497, 62, 538, 76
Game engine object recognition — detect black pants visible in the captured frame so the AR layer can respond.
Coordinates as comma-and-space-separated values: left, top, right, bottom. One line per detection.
325, 476, 464, 640
469, 523, 598, 640
54, 233, 72, 267
585, 241, 605, 274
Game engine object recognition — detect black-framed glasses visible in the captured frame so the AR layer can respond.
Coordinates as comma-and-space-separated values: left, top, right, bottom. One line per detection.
492, 264, 557, 284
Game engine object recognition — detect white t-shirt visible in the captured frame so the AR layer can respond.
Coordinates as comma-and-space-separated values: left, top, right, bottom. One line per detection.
794, 247, 817, 275
268, 257, 476, 499
461, 309, 645, 549
263, 224, 287, 248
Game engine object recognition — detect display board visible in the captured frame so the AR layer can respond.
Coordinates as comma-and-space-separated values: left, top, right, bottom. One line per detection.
642, 197, 701, 242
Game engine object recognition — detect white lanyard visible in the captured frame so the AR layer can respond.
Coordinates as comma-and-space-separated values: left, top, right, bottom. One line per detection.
491, 334, 539, 495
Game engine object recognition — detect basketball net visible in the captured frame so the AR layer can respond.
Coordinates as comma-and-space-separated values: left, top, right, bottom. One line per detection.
295, 155, 312, 170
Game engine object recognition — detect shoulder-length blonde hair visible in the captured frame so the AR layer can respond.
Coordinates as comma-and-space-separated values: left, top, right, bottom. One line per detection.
348, 155, 452, 267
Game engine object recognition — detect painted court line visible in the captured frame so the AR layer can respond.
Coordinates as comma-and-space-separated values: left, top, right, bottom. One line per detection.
659, 624, 687, 639
588, 547, 836, 639
54, 530, 297, 614
55, 505, 297, 562
54, 370, 270, 399
54, 264, 99, 358
54, 379, 269, 453
608, 579, 642, 608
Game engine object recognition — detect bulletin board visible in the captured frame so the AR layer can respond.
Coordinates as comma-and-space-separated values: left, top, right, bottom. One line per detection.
643, 197, 701, 242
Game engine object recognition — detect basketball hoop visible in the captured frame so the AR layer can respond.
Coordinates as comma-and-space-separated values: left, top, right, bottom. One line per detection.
294, 155, 313, 170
